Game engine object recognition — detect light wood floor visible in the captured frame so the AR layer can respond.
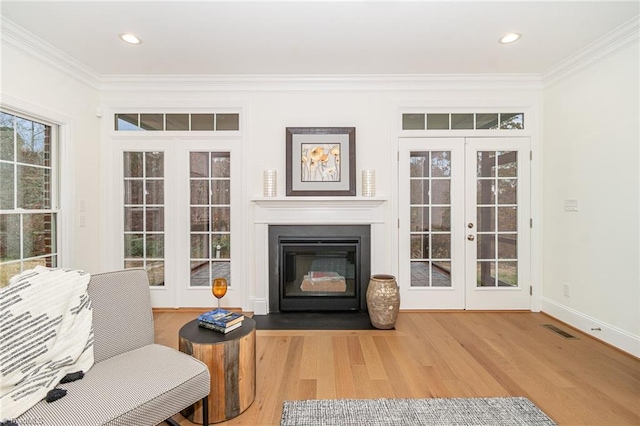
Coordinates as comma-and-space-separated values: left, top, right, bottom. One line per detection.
154, 311, 640, 426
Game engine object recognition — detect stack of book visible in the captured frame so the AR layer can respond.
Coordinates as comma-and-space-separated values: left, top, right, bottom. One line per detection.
197, 308, 244, 334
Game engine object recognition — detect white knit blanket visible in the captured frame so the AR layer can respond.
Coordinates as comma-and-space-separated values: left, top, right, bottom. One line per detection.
0, 267, 95, 420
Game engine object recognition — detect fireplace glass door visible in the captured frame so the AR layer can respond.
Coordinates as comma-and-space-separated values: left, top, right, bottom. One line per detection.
269, 225, 370, 313
279, 240, 360, 311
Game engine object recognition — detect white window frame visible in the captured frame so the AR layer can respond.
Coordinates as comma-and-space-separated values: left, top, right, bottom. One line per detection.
0, 96, 74, 278
392, 100, 542, 312
101, 104, 248, 308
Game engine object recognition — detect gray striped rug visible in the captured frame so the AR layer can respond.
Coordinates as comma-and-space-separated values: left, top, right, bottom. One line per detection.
281, 397, 556, 425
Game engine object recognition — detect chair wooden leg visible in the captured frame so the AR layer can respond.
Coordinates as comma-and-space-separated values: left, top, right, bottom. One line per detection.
164, 418, 180, 426
202, 395, 209, 426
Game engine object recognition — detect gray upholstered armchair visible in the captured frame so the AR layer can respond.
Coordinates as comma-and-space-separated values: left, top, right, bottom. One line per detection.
16, 268, 210, 426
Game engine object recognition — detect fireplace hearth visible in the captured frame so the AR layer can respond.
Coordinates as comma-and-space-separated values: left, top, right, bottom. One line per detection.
269, 225, 371, 313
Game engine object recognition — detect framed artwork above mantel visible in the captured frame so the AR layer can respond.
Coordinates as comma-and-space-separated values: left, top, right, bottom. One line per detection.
285, 126, 356, 196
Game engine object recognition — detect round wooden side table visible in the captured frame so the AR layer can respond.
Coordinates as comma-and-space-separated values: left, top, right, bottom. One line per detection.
179, 317, 256, 424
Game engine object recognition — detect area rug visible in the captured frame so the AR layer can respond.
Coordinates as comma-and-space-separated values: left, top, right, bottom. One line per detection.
280, 397, 556, 425
253, 312, 375, 330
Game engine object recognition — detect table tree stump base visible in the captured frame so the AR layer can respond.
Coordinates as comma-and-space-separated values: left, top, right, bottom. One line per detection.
179, 318, 256, 424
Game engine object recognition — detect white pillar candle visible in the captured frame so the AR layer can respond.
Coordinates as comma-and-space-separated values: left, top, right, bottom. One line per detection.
263, 170, 277, 197
362, 170, 375, 197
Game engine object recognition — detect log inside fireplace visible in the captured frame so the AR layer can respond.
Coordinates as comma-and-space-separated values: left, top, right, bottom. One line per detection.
268, 225, 371, 313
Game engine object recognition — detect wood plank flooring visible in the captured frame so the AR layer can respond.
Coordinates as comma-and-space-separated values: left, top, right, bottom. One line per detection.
154, 311, 640, 426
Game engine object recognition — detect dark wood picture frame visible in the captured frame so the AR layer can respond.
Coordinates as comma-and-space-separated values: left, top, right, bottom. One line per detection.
285, 127, 356, 196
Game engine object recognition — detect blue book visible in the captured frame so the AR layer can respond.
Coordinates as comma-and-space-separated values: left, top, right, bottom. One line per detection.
198, 308, 244, 328
198, 320, 242, 334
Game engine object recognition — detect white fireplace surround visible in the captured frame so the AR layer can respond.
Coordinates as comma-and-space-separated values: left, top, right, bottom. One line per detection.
251, 197, 387, 314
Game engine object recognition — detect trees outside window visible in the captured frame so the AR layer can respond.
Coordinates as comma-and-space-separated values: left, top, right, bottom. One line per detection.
0, 111, 57, 287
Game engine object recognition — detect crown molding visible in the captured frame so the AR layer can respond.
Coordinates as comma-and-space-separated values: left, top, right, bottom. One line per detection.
98, 73, 543, 93
543, 15, 640, 88
1, 17, 101, 89
6, 12, 637, 94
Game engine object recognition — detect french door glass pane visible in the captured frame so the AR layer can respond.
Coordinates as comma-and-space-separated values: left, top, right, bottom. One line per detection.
146, 207, 164, 231
211, 180, 230, 204
145, 180, 164, 204
146, 260, 165, 286
124, 180, 143, 204
190, 207, 209, 231
476, 151, 518, 287
477, 261, 496, 287
431, 206, 450, 231
410, 206, 429, 232
433, 262, 451, 287
145, 152, 164, 177
190, 152, 231, 287
124, 152, 143, 177
190, 180, 208, 204
409, 151, 452, 287
123, 151, 165, 286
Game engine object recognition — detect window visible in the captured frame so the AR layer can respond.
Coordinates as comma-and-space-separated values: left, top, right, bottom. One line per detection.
409, 151, 452, 287
189, 152, 231, 287
114, 113, 240, 131
0, 111, 58, 286
111, 108, 242, 307
123, 151, 165, 286
401, 112, 524, 130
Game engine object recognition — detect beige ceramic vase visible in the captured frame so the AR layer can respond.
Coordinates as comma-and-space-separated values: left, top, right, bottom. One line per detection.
366, 274, 400, 329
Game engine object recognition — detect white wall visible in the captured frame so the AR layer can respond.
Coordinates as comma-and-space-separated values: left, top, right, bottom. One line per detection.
99, 86, 541, 311
542, 41, 640, 355
249, 91, 393, 198
0, 42, 102, 273
6, 20, 637, 356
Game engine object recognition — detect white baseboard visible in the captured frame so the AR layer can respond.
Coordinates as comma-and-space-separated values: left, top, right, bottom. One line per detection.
541, 297, 639, 358
252, 298, 268, 315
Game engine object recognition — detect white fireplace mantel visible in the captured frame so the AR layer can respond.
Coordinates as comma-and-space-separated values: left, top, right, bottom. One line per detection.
252, 197, 387, 224
251, 197, 388, 314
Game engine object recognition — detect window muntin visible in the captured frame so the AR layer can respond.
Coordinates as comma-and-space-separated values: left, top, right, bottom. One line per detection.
402, 112, 524, 131
0, 111, 58, 287
476, 151, 519, 287
189, 151, 231, 288
409, 150, 453, 288
115, 113, 240, 131
123, 151, 165, 286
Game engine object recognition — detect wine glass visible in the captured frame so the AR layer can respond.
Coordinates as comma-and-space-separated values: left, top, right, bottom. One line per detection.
212, 277, 228, 311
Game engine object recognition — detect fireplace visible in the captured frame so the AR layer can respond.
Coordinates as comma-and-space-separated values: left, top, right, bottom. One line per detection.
269, 225, 371, 312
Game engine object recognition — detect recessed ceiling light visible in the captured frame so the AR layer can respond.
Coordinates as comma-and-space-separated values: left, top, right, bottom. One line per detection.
499, 33, 522, 44
119, 33, 142, 45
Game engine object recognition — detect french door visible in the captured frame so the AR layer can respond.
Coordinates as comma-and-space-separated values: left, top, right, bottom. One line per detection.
118, 140, 242, 308
398, 137, 531, 310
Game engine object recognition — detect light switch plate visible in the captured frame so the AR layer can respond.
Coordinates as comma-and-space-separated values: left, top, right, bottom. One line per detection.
564, 199, 579, 212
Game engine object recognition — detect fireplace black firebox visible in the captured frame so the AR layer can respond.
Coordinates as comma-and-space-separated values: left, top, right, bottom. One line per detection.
268, 225, 371, 312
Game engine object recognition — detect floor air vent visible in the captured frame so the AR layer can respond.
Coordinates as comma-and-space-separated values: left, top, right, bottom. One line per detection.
541, 324, 578, 339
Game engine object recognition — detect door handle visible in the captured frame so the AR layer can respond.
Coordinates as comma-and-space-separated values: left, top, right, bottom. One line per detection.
467, 235, 475, 241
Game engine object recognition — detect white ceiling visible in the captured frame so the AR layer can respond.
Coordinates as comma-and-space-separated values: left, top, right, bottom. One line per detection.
1, 1, 638, 76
